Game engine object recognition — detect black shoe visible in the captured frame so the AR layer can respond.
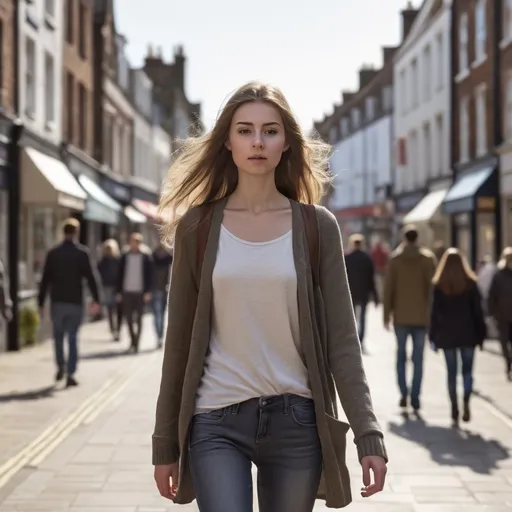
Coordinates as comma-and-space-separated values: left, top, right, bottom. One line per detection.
399, 396, 407, 408
462, 399, 471, 422
66, 375, 78, 387
411, 398, 420, 411
56, 368, 65, 382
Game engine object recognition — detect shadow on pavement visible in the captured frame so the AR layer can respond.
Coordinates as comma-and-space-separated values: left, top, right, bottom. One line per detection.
0, 384, 56, 403
388, 415, 509, 474
80, 346, 162, 360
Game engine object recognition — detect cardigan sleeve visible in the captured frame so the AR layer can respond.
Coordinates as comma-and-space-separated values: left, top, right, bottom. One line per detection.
152, 212, 199, 465
316, 207, 388, 462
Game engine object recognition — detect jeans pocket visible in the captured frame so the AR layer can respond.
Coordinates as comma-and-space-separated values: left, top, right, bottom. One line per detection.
290, 401, 317, 427
192, 408, 227, 425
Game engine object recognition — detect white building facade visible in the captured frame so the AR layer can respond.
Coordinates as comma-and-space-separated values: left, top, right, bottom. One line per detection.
393, 0, 453, 248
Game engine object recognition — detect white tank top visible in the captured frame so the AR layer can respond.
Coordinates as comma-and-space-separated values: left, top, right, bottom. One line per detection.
194, 225, 312, 413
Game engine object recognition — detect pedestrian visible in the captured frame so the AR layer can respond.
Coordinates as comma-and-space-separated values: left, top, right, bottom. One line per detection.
152, 81, 387, 511
345, 233, 379, 352
487, 247, 512, 381
383, 224, 437, 412
371, 239, 389, 298
38, 218, 101, 386
152, 242, 173, 348
0, 257, 12, 322
97, 239, 122, 341
429, 248, 486, 425
116, 233, 153, 353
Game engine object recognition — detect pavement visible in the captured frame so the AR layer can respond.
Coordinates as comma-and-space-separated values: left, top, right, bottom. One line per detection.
0, 307, 511, 511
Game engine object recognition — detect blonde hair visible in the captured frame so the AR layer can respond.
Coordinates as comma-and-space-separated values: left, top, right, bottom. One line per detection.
102, 239, 120, 257
432, 247, 477, 295
158, 81, 332, 244
498, 247, 512, 269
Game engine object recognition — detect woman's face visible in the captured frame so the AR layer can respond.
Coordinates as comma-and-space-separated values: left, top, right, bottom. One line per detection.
226, 101, 289, 177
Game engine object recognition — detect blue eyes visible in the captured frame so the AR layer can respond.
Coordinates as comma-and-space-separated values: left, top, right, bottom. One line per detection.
237, 129, 278, 135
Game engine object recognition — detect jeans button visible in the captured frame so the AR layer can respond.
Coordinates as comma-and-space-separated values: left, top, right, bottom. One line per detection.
261, 400, 267, 406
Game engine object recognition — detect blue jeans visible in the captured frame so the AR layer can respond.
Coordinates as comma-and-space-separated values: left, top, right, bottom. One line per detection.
189, 394, 322, 512
152, 290, 167, 340
443, 347, 475, 402
354, 302, 367, 342
394, 325, 426, 402
51, 302, 83, 375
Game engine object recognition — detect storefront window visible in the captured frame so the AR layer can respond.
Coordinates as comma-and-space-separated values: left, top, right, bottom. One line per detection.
477, 212, 495, 263
455, 213, 471, 261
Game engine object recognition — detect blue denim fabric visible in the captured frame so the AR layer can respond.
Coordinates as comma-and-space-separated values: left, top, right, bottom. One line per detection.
443, 347, 475, 402
50, 302, 83, 375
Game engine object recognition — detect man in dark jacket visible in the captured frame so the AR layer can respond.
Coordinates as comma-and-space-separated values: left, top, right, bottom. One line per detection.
38, 218, 101, 386
344, 234, 379, 352
0, 258, 12, 322
116, 233, 153, 352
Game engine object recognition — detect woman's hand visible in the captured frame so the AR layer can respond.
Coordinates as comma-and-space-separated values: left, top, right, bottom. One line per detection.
154, 463, 179, 500
360, 455, 387, 497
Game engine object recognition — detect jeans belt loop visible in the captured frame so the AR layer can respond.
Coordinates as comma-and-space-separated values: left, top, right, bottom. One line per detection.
283, 394, 290, 415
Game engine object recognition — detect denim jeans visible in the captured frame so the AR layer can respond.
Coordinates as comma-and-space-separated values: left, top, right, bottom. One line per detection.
50, 302, 83, 375
152, 290, 167, 340
394, 325, 426, 402
354, 302, 367, 342
443, 347, 475, 402
189, 394, 322, 512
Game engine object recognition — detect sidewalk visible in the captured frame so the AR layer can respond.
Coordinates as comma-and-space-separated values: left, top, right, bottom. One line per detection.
1, 307, 512, 510
0, 315, 162, 490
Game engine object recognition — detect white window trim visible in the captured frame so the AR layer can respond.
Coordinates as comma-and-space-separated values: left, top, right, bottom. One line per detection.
475, 84, 487, 157
459, 96, 470, 164
474, 0, 487, 65
459, 13, 469, 74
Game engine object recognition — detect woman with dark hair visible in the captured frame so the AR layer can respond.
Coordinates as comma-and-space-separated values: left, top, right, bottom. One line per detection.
430, 248, 487, 426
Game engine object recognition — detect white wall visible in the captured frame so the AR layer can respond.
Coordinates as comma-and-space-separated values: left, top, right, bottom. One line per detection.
329, 114, 392, 211
394, 0, 452, 194
18, 0, 64, 146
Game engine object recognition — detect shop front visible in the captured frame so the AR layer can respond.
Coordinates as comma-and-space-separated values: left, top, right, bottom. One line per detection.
20, 146, 87, 293
442, 164, 498, 268
393, 189, 427, 247
101, 174, 134, 247
131, 184, 160, 248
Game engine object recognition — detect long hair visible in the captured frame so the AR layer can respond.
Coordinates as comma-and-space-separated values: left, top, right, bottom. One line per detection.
102, 239, 120, 258
432, 248, 477, 295
158, 81, 332, 244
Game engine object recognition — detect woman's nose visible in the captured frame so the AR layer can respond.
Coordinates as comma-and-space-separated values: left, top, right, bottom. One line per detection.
252, 136, 263, 148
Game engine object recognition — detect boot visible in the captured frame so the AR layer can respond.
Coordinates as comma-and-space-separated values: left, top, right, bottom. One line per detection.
462, 395, 471, 422
451, 399, 459, 426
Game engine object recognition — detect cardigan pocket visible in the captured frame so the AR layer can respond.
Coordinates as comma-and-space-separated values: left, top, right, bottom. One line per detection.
325, 413, 352, 500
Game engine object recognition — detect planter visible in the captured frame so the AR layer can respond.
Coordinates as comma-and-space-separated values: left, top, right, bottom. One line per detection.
19, 305, 40, 346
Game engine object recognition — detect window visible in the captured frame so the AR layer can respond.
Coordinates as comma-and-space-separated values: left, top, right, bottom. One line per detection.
410, 58, 418, 107
382, 86, 392, 111
423, 123, 431, 178
436, 33, 444, 89
436, 114, 444, 175
504, 0, 512, 42
66, 72, 74, 142
78, 84, 87, 149
399, 69, 406, 113
45, 0, 55, 17
423, 45, 431, 101
475, 84, 487, 156
25, 37, 36, 116
475, 0, 487, 62
351, 108, 361, 129
66, 0, 74, 44
407, 130, 418, 189
459, 13, 469, 73
365, 97, 375, 121
459, 96, 469, 163
341, 117, 349, 137
78, 1, 86, 58
44, 53, 54, 125
505, 72, 512, 139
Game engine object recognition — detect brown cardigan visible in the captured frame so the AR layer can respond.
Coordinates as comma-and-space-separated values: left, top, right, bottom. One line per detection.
152, 198, 388, 509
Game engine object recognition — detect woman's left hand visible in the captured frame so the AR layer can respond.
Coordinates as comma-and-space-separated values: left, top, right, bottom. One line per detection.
360, 455, 387, 497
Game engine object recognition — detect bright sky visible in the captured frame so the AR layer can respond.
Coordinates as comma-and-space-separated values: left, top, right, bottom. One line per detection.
115, 0, 413, 132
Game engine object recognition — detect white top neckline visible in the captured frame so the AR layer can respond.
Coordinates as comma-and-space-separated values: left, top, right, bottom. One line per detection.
220, 224, 292, 246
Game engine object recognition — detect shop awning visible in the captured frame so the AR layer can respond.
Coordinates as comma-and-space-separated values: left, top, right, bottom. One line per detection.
133, 199, 160, 221
78, 174, 122, 225
403, 189, 448, 224
443, 167, 495, 214
21, 147, 86, 211
124, 205, 147, 224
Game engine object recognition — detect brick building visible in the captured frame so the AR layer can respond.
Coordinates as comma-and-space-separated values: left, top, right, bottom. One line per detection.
445, 0, 501, 265
0, 0, 15, 115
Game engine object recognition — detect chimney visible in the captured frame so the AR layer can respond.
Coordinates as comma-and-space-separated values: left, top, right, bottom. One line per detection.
401, 1, 419, 42
342, 91, 356, 103
358, 66, 379, 90
173, 44, 185, 91
382, 46, 398, 64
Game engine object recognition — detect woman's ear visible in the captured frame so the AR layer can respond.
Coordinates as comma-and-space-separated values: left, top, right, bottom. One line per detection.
283, 143, 290, 152
225, 139, 232, 151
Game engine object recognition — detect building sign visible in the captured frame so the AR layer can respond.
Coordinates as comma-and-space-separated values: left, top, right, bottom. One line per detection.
102, 176, 131, 203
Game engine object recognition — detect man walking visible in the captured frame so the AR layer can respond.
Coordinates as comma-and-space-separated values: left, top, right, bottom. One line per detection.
152, 242, 173, 348
345, 234, 378, 352
383, 225, 437, 412
117, 233, 153, 352
38, 218, 101, 386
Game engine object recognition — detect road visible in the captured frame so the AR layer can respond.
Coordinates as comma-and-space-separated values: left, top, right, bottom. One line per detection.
1, 307, 512, 511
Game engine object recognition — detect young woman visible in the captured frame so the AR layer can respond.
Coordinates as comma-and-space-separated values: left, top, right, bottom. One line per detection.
152, 81, 387, 512
430, 248, 487, 426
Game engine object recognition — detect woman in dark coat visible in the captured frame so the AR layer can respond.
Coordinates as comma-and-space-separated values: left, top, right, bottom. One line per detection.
429, 248, 487, 426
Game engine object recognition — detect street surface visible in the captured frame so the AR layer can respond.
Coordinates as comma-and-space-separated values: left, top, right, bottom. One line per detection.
0, 307, 512, 511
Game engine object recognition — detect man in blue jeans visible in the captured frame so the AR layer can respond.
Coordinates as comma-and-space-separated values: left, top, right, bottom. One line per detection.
383, 225, 437, 412
38, 219, 101, 387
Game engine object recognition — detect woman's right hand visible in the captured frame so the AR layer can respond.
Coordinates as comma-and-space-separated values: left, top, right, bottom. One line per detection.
154, 463, 179, 500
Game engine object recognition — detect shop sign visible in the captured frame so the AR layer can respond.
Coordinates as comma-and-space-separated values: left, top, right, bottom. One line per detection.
477, 196, 495, 211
